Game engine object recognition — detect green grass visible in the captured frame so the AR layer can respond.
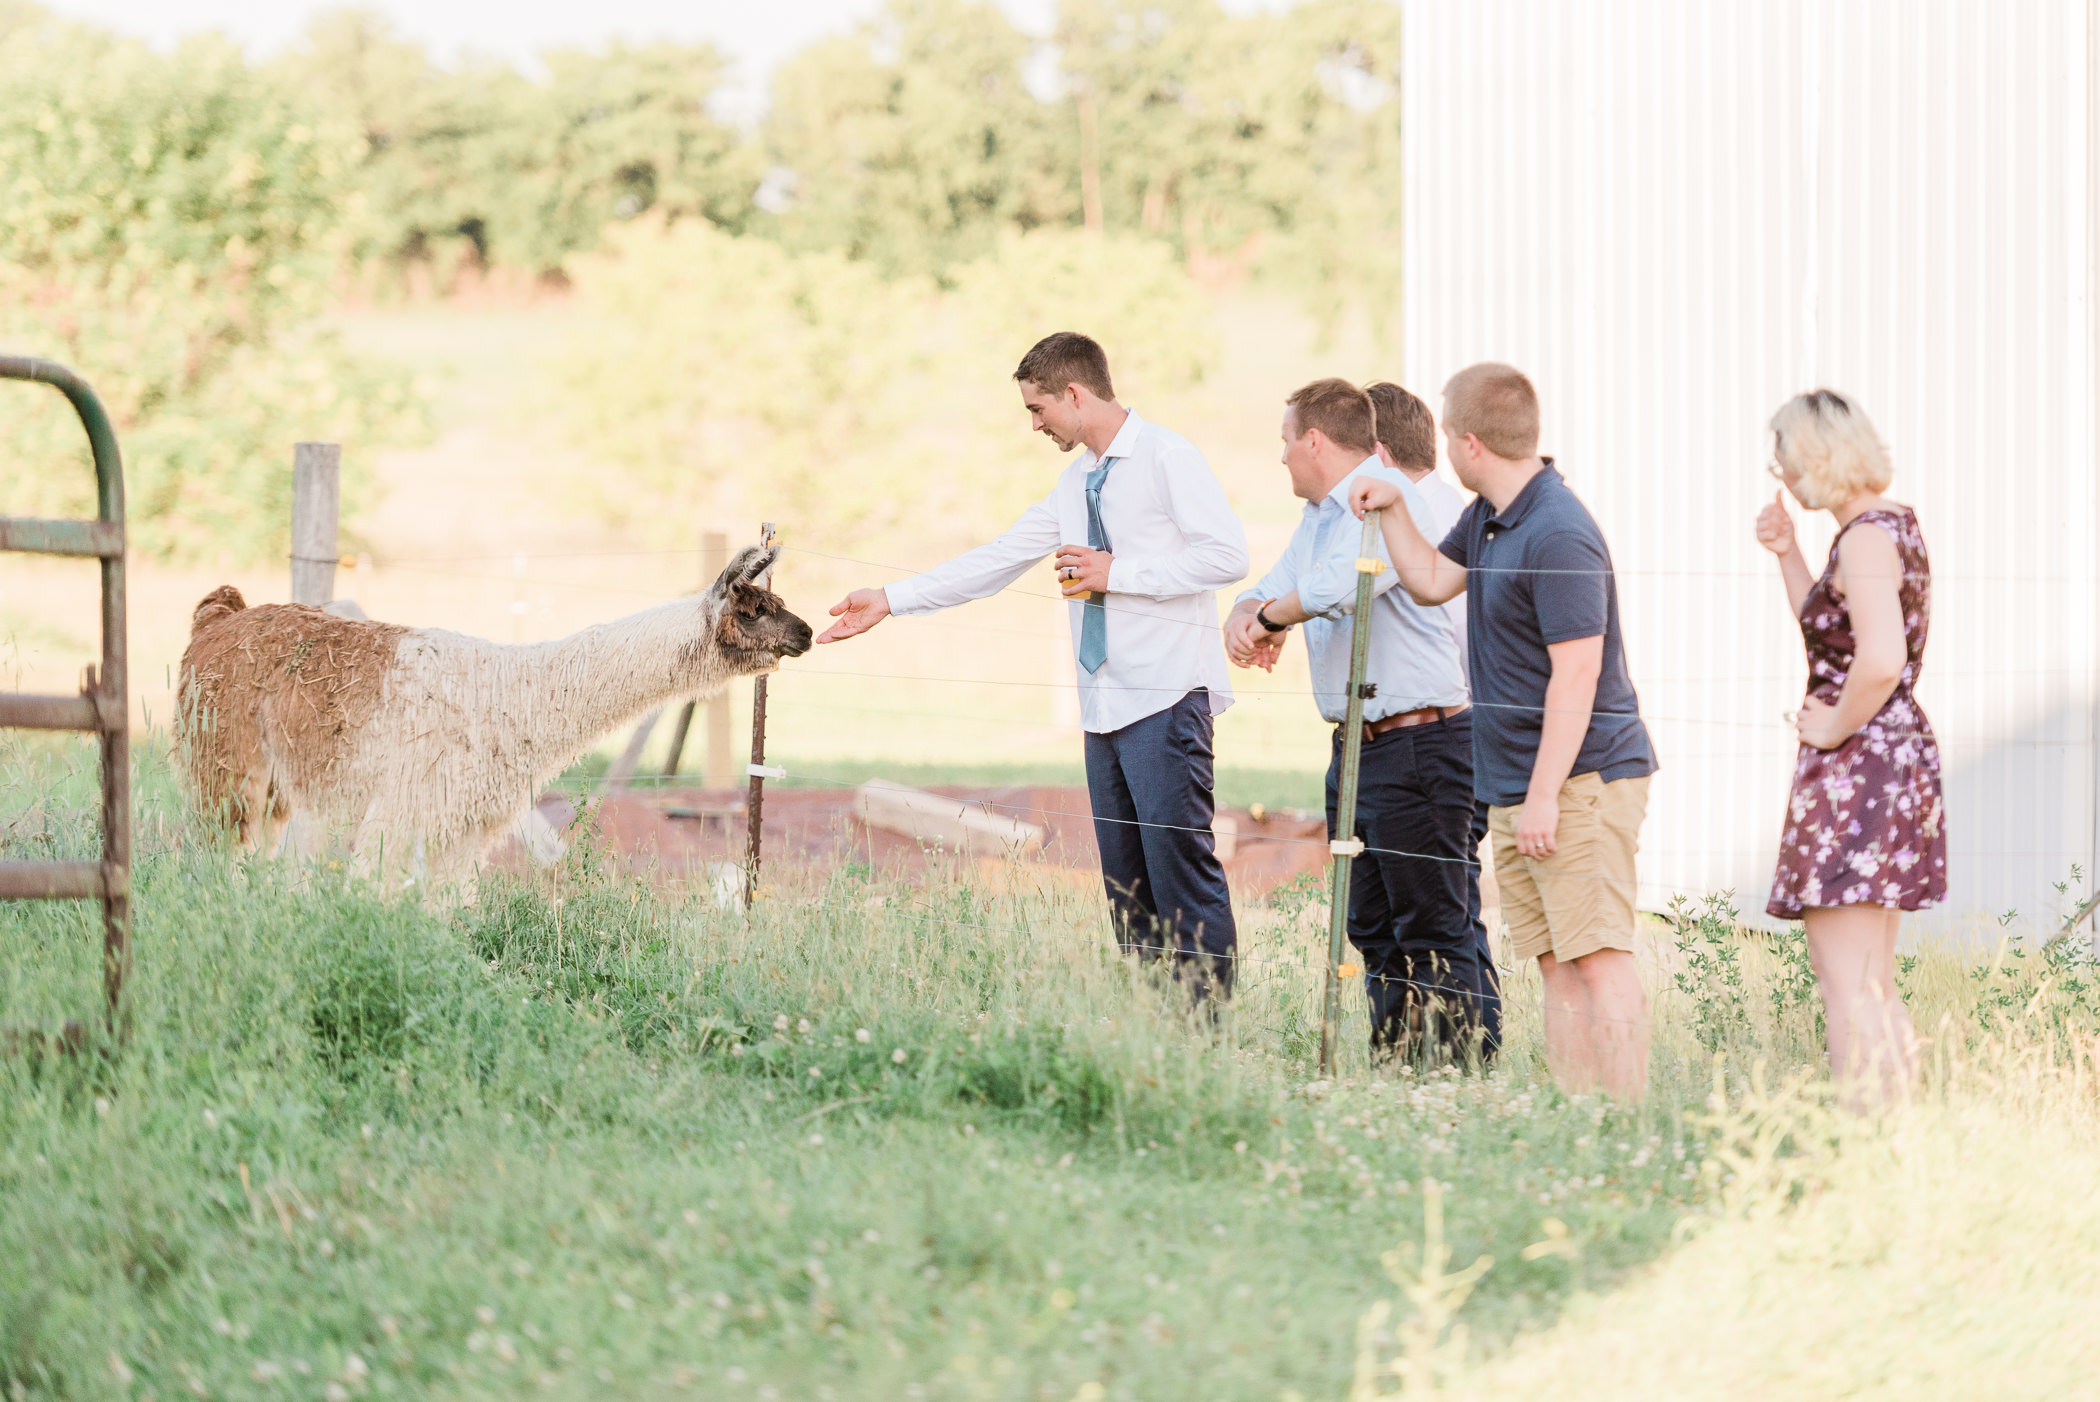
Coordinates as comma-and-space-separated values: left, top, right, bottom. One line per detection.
5, 737, 2096, 1401
1, 737, 1708, 1401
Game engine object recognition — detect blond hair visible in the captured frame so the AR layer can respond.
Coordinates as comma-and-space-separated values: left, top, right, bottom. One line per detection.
1770, 389, 1892, 509
1441, 362, 1539, 460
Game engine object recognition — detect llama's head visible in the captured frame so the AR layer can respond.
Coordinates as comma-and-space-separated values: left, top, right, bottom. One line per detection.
699, 544, 813, 673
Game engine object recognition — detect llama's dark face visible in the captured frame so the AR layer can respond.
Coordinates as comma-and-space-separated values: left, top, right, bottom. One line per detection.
703, 545, 813, 673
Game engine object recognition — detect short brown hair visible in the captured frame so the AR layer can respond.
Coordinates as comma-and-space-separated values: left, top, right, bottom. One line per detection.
1442, 362, 1540, 459
1285, 377, 1376, 455
1364, 381, 1436, 469
1014, 332, 1115, 400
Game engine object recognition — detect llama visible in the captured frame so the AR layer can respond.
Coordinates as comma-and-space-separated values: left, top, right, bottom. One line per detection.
177, 544, 812, 888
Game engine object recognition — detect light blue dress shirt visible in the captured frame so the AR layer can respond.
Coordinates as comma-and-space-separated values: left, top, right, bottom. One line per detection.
1238, 457, 1469, 723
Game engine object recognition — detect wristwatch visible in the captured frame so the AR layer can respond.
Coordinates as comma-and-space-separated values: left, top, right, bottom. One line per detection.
1255, 602, 1290, 633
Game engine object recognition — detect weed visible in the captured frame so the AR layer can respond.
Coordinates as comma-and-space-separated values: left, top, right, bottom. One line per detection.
1667, 893, 1752, 1053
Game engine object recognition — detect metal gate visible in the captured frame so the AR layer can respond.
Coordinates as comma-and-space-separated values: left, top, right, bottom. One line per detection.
0, 356, 129, 1050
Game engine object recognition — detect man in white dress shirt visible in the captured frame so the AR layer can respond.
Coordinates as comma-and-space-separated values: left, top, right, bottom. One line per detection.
1223, 379, 1495, 1060
818, 332, 1250, 1001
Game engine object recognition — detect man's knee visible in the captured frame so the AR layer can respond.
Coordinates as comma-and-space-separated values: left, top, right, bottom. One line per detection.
1570, 945, 1639, 988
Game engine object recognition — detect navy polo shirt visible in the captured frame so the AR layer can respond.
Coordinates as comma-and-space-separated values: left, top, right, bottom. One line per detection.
1438, 461, 1657, 807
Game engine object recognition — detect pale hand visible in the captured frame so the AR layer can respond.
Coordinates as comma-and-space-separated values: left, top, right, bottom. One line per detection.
1054, 545, 1112, 598
1513, 797, 1561, 859
1794, 696, 1849, 750
1224, 612, 1285, 671
1349, 476, 1404, 519
1754, 489, 1797, 556
817, 587, 890, 644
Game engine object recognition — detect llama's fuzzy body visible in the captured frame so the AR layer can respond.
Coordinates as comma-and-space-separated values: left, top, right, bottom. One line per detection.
178, 546, 811, 886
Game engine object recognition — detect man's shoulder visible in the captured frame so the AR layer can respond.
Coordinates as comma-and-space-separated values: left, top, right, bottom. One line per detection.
1131, 417, 1210, 468
1413, 472, 1468, 531
1519, 477, 1609, 549
1449, 491, 1490, 536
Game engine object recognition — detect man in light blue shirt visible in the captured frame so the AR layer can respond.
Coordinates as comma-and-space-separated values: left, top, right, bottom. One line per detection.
1223, 378, 1498, 1062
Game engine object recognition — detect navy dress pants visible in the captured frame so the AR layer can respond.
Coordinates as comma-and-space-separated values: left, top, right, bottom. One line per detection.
1325, 710, 1500, 1060
1084, 689, 1237, 1000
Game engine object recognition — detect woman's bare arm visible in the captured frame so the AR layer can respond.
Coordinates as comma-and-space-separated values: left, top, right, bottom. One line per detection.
1754, 490, 1816, 617
1819, 523, 1907, 740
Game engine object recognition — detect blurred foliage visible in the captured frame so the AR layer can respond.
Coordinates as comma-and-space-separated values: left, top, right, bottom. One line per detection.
0, 0, 1401, 560
763, 0, 1068, 277
0, 3, 425, 563
272, 0, 1402, 318
556, 221, 1215, 544
274, 9, 761, 284
768, 0, 1404, 335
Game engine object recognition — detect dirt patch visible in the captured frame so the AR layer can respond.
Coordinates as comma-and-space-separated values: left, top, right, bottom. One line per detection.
500, 784, 1334, 898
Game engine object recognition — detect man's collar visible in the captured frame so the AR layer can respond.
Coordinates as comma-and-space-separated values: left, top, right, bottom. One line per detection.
1090, 408, 1145, 465
1323, 455, 1398, 507
1487, 457, 1560, 527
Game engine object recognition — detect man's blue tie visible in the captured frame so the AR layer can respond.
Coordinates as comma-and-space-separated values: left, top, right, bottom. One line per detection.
1078, 458, 1115, 674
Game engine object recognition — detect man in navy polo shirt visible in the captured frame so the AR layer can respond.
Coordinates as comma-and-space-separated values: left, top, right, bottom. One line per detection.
1350, 363, 1657, 1100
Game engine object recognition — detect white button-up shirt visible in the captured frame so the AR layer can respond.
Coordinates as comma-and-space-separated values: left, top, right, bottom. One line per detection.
1410, 470, 1473, 681
884, 410, 1249, 734
1238, 457, 1468, 724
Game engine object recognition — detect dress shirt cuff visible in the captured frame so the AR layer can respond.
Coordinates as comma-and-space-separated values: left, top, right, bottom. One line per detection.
882, 578, 926, 616
1105, 557, 1145, 597
1233, 586, 1267, 607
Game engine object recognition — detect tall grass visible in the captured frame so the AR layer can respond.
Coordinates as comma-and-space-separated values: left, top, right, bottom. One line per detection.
3, 735, 2095, 1400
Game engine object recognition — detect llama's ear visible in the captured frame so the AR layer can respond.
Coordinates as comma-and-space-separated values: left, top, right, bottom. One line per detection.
710, 544, 779, 598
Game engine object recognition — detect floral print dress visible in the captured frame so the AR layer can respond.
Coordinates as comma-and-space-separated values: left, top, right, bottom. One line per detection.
1767, 506, 1948, 918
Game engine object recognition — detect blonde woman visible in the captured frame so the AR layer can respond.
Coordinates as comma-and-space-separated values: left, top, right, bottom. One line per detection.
1755, 390, 1946, 1107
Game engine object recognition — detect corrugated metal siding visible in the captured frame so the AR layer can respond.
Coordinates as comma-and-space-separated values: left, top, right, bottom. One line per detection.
1402, 0, 2098, 927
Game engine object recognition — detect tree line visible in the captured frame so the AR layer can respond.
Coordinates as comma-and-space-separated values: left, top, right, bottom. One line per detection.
0, 0, 1401, 560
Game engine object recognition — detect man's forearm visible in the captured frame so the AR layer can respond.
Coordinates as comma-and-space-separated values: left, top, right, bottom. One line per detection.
1258, 591, 1312, 627
1376, 508, 1464, 606
1525, 666, 1600, 806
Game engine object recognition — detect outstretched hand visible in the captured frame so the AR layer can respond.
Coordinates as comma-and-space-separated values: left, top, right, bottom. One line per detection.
1755, 489, 1797, 556
1348, 476, 1403, 519
817, 587, 891, 644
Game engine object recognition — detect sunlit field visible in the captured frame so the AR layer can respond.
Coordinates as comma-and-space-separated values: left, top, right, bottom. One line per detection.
4, 736, 2098, 1402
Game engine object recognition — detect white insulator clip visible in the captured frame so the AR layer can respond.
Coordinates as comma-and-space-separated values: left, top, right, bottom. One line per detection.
1354, 557, 1386, 576
747, 763, 786, 780
1329, 837, 1365, 857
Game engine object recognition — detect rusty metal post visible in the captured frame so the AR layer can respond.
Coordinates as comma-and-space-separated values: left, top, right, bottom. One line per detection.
0, 355, 130, 1045
1319, 509, 1382, 1078
743, 523, 777, 907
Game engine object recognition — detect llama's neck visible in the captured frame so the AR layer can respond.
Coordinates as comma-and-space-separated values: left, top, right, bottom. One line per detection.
442, 596, 743, 783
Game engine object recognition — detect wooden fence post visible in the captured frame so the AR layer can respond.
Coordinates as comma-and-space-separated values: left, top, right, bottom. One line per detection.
290, 443, 341, 606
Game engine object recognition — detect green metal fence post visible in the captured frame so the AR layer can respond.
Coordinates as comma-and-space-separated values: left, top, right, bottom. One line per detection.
1320, 509, 1382, 1078
0, 355, 130, 1050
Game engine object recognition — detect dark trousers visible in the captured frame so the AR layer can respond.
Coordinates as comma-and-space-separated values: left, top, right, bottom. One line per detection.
1084, 689, 1237, 1000
1325, 710, 1500, 1061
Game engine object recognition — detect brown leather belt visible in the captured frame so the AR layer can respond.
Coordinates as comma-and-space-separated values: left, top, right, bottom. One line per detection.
1360, 703, 1468, 745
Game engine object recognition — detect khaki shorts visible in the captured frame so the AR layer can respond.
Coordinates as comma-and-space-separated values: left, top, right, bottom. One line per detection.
1488, 772, 1650, 963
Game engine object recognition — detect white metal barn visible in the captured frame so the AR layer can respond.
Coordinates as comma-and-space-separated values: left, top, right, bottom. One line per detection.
1400, 1, 2098, 931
